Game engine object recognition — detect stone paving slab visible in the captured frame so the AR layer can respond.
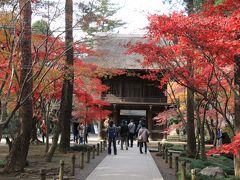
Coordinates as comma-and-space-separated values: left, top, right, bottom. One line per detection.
85, 143, 164, 180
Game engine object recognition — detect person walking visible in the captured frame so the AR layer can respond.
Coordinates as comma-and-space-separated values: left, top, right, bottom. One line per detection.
120, 120, 129, 150
128, 119, 136, 147
78, 122, 85, 144
84, 124, 89, 144
137, 123, 149, 154
116, 123, 121, 145
136, 120, 142, 147
107, 121, 117, 155
41, 119, 47, 143
216, 128, 223, 148
72, 121, 79, 143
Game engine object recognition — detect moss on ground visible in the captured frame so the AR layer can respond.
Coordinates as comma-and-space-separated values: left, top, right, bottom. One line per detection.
179, 155, 234, 179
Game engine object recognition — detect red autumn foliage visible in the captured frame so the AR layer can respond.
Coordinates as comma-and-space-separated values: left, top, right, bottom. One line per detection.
207, 133, 240, 156
153, 108, 178, 126
128, 0, 239, 151
0, 22, 111, 127
128, 0, 240, 95
163, 123, 183, 135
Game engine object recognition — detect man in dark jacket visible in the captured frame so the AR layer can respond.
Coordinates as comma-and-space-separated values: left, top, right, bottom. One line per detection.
107, 121, 117, 155
120, 120, 129, 150
128, 119, 136, 147
72, 121, 79, 143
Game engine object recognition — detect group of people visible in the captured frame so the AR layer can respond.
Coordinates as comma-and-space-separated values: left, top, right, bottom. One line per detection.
107, 119, 149, 155
73, 122, 89, 144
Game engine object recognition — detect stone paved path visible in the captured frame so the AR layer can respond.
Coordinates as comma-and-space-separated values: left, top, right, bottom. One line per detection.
84, 142, 164, 180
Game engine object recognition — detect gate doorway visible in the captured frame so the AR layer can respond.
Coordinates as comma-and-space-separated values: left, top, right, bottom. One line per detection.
119, 109, 147, 127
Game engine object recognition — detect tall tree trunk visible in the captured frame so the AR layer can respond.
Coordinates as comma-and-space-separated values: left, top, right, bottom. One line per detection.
200, 119, 205, 159
200, 103, 208, 160
212, 113, 219, 147
206, 120, 214, 142
186, 0, 197, 158
45, 122, 60, 162
234, 54, 240, 176
195, 105, 201, 158
0, 101, 8, 142
0, 126, 3, 142
58, 0, 74, 152
4, 0, 32, 172
196, 125, 200, 158
186, 87, 197, 157
45, 102, 51, 153
30, 117, 39, 144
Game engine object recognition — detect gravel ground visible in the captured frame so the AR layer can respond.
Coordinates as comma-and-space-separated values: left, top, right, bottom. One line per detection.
151, 152, 177, 180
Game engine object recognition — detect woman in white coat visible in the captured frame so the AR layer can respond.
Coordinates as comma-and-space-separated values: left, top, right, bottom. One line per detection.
137, 123, 149, 154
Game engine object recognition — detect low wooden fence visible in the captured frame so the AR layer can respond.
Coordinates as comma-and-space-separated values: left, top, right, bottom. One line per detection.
157, 142, 197, 180
39, 140, 107, 180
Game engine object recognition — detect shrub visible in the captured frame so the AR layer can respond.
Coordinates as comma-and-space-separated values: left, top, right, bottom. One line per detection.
179, 155, 234, 177
70, 144, 93, 152
0, 159, 6, 168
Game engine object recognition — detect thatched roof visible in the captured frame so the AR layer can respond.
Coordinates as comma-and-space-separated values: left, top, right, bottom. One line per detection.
84, 33, 147, 69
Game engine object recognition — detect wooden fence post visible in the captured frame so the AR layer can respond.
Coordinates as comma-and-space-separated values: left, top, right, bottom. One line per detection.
81, 152, 84, 169
183, 144, 186, 151
191, 169, 197, 180
87, 148, 90, 163
100, 141, 103, 153
175, 156, 179, 175
169, 152, 172, 168
59, 160, 64, 180
92, 145, 96, 159
40, 168, 46, 180
162, 145, 165, 159
104, 140, 106, 150
158, 142, 162, 153
180, 161, 186, 180
165, 149, 168, 163
97, 143, 100, 156
71, 154, 75, 176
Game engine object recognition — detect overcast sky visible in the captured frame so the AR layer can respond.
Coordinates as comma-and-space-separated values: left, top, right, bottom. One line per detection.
111, 0, 185, 34
33, 0, 185, 38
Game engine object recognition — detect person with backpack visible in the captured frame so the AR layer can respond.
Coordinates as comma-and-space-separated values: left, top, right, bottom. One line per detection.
107, 121, 117, 155
128, 119, 136, 147
120, 120, 129, 150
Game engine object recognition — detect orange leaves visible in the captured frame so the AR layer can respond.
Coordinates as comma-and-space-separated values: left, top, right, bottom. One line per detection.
73, 44, 95, 56
154, 108, 178, 126
72, 59, 111, 123
129, 0, 239, 97
140, 74, 158, 81
72, 90, 111, 123
207, 132, 240, 156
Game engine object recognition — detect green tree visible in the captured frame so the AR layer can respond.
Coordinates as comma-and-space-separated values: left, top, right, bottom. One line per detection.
77, 0, 125, 38
32, 19, 51, 35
